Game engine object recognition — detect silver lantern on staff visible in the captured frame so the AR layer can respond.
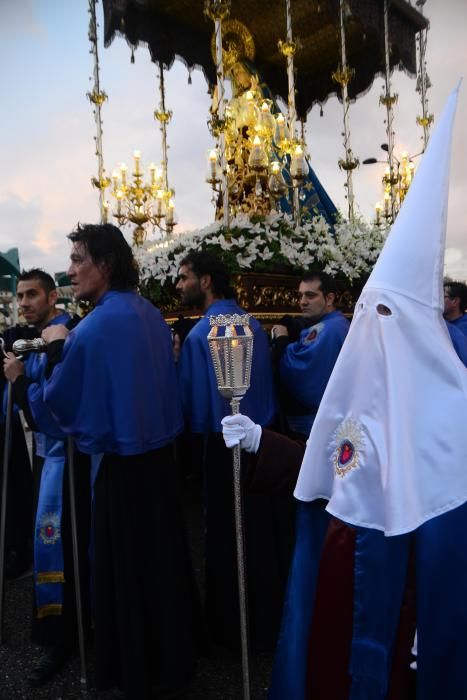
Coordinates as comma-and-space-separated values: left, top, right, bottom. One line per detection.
207, 313, 254, 700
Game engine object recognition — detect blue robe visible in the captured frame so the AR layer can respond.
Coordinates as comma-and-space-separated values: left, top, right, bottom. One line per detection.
280, 310, 350, 435
45, 291, 183, 455
44, 291, 198, 699
450, 313, 467, 339
179, 298, 285, 651
178, 298, 276, 433
446, 320, 467, 366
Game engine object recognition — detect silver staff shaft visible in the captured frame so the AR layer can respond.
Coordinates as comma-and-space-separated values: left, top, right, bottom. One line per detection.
66, 437, 87, 689
231, 397, 251, 700
0, 382, 13, 644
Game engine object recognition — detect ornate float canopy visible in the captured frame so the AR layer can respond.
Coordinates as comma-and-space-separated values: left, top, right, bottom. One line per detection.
103, 0, 428, 120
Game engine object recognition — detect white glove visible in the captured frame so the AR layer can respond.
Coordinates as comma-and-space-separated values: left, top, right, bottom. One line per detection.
221, 413, 262, 454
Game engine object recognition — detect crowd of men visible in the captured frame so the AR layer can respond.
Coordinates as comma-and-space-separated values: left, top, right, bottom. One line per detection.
0, 221, 466, 699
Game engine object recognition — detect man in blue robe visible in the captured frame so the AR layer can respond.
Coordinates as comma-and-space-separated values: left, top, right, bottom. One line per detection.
176, 251, 293, 651
272, 273, 350, 438
443, 279, 467, 337
3, 268, 89, 687
41, 224, 201, 700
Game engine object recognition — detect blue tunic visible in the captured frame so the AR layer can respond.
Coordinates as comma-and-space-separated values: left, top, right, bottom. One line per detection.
178, 298, 276, 433
451, 313, 467, 339
24, 312, 71, 440
280, 310, 349, 435
446, 320, 467, 366
45, 291, 183, 455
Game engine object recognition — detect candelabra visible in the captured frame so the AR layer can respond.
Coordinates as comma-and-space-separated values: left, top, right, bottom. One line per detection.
206, 87, 309, 218
110, 152, 175, 246
365, 147, 417, 224
206, 4, 309, 221
110, 60, 177, 246
207, 313, 254, 700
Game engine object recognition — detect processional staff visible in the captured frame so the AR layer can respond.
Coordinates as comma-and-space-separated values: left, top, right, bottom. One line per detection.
0, 338, 13, 644
207, 314, 254, 700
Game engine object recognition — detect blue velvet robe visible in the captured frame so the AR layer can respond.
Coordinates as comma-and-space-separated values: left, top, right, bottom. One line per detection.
450, 313, 467, 339
45, 291, 183, 455
446, 320, 467, 364
279, 310, 349, 435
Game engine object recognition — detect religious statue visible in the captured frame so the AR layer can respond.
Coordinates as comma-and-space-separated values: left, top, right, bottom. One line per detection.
209, 19, 338, 223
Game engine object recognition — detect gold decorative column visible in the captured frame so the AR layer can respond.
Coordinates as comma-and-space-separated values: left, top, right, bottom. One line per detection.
333, 0, 359, 221
205, 0, 231, 227
379, 0, 398, 223
278, 0, 300, 221
415, 1, 433, 150
87, 0, 110, 223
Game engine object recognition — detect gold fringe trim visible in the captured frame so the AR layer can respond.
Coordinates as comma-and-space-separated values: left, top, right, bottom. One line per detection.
37, 604, 63, 619
36, 571, 65, 584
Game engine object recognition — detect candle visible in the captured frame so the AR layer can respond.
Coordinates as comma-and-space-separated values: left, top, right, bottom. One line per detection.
374, 202, 382, 223
120, 163, 127, 186
112, 170, 119, 192
156, 190, 164, 217
116, 190, 123, 215
276, 113, 285, 140
134, 150, 141, 175
166, 198, 175, 225
208, 149, 217, 179
384, 191, 390, 214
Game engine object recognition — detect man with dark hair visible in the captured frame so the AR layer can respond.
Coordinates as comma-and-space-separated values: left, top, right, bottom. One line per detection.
444, 279, 467, 337
3, 268, 88, 686
41, 224, 200, 699
271, 271, 349, 439
176, 251, 294, 652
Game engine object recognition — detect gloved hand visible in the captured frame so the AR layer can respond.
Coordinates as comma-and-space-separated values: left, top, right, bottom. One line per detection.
221, 413, 262, 454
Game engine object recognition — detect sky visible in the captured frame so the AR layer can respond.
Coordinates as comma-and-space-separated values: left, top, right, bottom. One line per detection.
1, 0, 466, 280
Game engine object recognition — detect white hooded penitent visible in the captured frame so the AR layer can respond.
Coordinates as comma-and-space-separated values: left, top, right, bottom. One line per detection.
294, 84, 467, 536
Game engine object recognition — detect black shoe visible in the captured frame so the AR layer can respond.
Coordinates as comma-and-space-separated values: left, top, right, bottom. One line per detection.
27, 647, 69, 687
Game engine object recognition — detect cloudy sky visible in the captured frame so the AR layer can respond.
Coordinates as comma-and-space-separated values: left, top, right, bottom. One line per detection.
1, 0, 466, 279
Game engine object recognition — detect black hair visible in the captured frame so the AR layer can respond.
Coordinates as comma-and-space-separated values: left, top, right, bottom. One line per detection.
68, 223, 139, 290
180, 250, 235, 299
300, 271, 339, 299
18, 268, 56, 295
444, 279, 467, 311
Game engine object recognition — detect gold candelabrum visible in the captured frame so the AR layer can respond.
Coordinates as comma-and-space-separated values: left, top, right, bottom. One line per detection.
206, 88, 309, 217
374, 152, 415, 224
110, 151, 176, 246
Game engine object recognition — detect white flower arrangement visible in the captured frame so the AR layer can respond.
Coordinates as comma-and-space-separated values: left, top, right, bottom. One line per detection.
134, 212, 388, 305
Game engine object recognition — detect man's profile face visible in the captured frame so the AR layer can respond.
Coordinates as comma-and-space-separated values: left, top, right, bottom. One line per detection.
443, 286, 459, 318
298, 279, 333, 323
17, 280, 56, 329
68, 242, 109, 303
176, 264, 205, 308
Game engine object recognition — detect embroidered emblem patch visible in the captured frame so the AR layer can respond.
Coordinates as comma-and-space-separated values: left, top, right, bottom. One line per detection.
38, 512, 61, 545
303, 322, 324, 345
332, 417, 365, 478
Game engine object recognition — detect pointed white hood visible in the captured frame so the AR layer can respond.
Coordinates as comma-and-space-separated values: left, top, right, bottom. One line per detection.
294, 85, 467, 535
